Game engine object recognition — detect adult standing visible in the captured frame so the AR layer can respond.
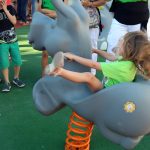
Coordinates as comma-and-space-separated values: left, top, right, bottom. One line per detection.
81, 0, 107, 75
107, 0, 149, 56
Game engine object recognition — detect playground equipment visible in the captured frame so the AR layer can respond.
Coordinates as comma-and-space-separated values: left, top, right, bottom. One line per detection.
29, 0, 150, 149
65, 112, 93, 150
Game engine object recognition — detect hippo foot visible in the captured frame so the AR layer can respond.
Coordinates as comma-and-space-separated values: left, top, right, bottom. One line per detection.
120, 136, 143, 150
99, 125, 143, 150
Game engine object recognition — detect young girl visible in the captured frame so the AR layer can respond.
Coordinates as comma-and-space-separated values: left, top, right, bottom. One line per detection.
45, 31, 150, 92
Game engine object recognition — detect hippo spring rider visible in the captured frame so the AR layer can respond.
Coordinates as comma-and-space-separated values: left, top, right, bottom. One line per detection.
29, 0, 150, 149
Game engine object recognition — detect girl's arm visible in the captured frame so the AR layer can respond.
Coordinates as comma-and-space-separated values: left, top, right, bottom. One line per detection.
1, 1, 16, 25
92, 48, 117, 61
65, 53, 102, 71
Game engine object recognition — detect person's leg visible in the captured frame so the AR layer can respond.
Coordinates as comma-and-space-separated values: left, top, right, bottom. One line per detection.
9, 42, 25, 87
18, 0, 24, 22
107, 19, 128, 61
31, 0, 36, 16
1, 68, 11, 92
17, 0, 21, 20
20, 0, 28, 23
14, 66, 20, 79
0, 44, 10, 83
2, 69, 9, 84
90, 27, 99, 75
0, 43, 11, 91
128, 24, 141, 32
46, 52, 103, 92
42, 51, 49, 76
54, 68, 103, 92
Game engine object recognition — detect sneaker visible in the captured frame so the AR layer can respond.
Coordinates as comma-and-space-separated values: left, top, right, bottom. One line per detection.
13, 78, 25, 88
45, 51, 64, 75
2, 82, 11, 92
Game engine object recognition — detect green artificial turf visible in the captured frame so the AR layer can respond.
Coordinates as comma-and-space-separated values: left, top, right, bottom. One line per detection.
0, 26, 149, 150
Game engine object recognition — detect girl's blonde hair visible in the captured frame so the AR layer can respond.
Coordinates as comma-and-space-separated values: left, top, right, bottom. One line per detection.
137, 43, 150, 79
122, 31, 150, 79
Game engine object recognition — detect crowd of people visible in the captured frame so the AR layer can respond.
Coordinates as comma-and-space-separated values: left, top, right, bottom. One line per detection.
0, 0, 150, 93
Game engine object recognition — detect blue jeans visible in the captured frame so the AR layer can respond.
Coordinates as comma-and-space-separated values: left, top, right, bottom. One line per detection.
17, 0, 28, 22
31, 0, 36, 16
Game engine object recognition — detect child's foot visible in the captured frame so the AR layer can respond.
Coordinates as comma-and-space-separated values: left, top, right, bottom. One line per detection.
45, 51, 64, 75
2, 82, 11, 92
13, 78, 25, 88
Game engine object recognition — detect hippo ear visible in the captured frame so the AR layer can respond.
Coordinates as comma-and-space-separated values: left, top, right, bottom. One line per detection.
28, 12, 56, 50
33, 77, 65, 116
52, 0, 88, 23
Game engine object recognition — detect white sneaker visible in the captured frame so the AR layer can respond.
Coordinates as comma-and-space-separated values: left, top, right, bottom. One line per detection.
100, 41, 108, 51
44, 52, 64, 75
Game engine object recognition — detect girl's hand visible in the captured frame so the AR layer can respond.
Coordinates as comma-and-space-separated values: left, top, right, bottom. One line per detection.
64, 53, 74, 61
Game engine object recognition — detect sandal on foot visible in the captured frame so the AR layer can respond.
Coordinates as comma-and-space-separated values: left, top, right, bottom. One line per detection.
45, 51, 64, 75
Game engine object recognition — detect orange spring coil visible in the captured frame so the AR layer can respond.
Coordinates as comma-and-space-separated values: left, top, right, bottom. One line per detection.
65, 112, 94, 150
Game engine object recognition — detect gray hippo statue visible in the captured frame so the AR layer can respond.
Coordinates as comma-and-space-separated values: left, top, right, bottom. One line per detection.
28, 0, 150, 149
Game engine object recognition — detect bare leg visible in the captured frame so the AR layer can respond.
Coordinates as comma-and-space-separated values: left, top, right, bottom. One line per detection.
53, 68, 103, 92
14, 66, 20, 79
13, 66, 25, 88
2, 68, 9, 83
42, 51, 49, 76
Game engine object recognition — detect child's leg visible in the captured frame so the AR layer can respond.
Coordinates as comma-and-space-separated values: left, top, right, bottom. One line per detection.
9, 42, 25, 87
46, 51, 103, 92
9, 42, 22, 78
2, 68, 10, 83
0, 43, 10, 83
55, 68, 103, 92
1, 68, 11, 92
42, 51, 49, 76
14, 66, 20, 79
13, 65, 25, 87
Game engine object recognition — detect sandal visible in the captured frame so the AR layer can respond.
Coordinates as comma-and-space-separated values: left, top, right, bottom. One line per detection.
45, 51, 64, 75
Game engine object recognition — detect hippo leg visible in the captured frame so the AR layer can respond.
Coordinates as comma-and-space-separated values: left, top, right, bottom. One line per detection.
33, 78, 65, 115
99, 125, 143, 150
120, 136, 144, 150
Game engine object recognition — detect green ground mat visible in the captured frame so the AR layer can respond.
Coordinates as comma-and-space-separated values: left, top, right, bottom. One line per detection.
0, 26, 149, 150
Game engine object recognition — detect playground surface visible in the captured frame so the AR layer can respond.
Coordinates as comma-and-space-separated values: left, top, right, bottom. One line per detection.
0, 24, 150, 150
